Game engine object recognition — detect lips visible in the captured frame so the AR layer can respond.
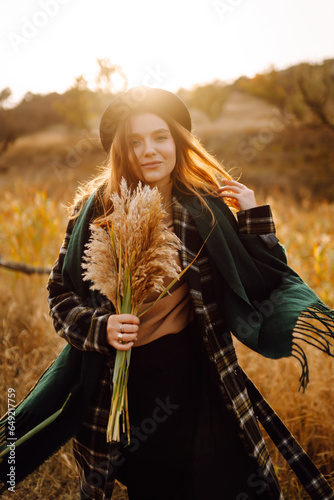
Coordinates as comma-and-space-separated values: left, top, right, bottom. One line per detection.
141, 161, 162, 167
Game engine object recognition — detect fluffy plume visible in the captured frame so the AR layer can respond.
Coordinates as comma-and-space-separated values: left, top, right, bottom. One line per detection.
82, 178, 182, 313
81, 225, 119, 306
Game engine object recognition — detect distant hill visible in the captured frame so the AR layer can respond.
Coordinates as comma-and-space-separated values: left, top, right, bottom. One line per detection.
179, 58, 334, 129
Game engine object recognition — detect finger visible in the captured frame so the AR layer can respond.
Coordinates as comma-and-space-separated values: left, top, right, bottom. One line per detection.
117, 332, 138, 344
119, 322, 139, 334
117, 313, 140, 325
218, 186, 242, 193
221, 180, 247, 191
216, 190, 240, 208
110, 339, 134, 351
221, 178, 243, 185
218, 188, 242, 199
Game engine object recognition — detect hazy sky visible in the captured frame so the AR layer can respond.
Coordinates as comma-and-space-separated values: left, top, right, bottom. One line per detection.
1, 0, 334, 105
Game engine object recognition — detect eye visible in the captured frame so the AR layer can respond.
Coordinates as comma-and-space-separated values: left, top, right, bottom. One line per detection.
155, 135, 168, 141
131, 139, 141, 147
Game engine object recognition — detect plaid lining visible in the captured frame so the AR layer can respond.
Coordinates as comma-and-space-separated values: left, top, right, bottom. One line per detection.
46, 199, 333, 499
237, 204, 276, 235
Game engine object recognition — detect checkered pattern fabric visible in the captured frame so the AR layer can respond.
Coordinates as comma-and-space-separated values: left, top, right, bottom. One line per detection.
47, 200, 333, 499
237, 204, 276, 235
246, 376, 334, 500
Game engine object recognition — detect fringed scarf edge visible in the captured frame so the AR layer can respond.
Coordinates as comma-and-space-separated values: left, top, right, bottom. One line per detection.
292, 301, 334, 392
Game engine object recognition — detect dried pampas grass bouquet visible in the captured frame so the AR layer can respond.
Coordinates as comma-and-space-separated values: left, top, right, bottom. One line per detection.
82, 178, 182, 443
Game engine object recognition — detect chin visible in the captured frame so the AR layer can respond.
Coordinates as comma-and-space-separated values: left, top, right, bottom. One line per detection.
143, 175, 161, 185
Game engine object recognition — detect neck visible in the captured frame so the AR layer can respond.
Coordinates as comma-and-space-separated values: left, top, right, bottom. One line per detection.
157, 179, 173, 208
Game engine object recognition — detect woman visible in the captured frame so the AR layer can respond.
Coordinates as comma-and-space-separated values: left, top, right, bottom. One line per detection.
45, 87, 334, 500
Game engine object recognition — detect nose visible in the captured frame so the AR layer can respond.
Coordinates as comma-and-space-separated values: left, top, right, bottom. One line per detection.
143, 139, 156, 156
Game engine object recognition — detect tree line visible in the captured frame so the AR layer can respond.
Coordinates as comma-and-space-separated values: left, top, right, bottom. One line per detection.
0, 58, 127, 152
1, 58, 333, 153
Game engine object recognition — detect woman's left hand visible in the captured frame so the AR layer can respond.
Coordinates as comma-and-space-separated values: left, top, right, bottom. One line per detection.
218, 179, 257, 211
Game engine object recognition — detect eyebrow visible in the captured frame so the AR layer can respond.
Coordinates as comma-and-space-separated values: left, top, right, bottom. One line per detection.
129, 128, 171, 137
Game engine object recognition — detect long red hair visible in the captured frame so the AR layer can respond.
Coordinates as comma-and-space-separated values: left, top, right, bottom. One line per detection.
70, 113, 237, 223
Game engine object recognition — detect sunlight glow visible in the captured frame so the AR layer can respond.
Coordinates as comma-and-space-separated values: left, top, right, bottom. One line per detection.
1, 0, 333, 103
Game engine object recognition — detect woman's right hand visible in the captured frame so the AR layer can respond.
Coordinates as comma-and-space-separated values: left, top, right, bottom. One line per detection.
106, 313, 140, 351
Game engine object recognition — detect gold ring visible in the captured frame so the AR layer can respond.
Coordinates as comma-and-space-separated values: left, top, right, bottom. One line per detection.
120, 324, 124, 334
118, 333, 123, 341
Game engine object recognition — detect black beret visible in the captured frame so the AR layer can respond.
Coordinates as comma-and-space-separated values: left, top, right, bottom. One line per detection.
99, 87, 191, 152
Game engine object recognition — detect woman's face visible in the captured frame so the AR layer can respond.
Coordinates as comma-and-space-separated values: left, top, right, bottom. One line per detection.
128, 113, 176, 188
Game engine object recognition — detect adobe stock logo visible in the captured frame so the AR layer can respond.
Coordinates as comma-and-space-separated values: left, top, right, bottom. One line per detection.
212, 0, 244, 21
7, 0, 71, 54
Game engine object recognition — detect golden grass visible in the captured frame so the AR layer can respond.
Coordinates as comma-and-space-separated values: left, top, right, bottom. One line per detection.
0, 153, 333, 498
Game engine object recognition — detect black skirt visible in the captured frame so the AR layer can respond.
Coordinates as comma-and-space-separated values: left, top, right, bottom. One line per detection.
116, 322, 272, 500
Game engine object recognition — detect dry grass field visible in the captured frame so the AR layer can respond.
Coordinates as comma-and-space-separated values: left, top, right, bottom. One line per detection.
0, 125, 333, 499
